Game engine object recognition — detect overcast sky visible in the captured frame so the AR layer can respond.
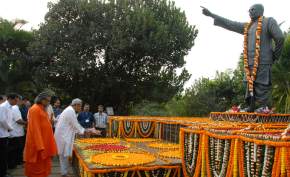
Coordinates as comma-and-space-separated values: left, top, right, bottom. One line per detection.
0, 0, 289, 87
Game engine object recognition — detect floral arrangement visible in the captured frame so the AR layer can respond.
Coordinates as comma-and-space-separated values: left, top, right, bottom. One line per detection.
148, 142, 180, 150
91, 152, 156, 166
125, 138, 158, 143
210, 112, 290, 123
243, 16, 263, 95
180, 127, 290, 177
83, 144, 128, 152
76, 138, 120, 144
158, 150, 181, 159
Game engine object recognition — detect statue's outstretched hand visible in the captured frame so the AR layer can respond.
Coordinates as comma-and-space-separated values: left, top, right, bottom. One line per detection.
201, 6, 212, 17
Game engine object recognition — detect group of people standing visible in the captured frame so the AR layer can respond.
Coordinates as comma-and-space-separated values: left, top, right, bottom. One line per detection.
77, 103, 108, 137
0, 94, 30, 177
0, 92, 108, 177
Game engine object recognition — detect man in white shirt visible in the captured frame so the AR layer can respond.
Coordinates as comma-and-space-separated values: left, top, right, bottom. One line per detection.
0, 95, 6, 105
0, 93, 20, 177
8, 98, 27, 169
94, 105, 108, 137
54, 99, 100, 177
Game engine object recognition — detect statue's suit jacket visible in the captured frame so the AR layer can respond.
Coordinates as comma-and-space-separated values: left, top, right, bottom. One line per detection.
213, 15, 284, 85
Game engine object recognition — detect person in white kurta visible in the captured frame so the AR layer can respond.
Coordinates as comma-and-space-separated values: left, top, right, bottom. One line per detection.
54, 98, 98, 177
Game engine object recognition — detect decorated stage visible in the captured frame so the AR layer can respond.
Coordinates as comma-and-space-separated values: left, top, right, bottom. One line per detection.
73, 115, 290, 177
72, 138, 181, 177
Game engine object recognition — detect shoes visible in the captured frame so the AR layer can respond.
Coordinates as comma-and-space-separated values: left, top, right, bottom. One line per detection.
241, 107, 253, 112
255, 106, 273, 114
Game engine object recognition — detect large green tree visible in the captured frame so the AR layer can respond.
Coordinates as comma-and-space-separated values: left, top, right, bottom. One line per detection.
0, 18, 36, 97
32, 0, 197, 113
272, 31, 290, 113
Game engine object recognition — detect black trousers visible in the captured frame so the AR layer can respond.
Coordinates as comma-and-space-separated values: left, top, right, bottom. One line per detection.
245, 82, 272, 108
8, 136, 24, 169
0, 137, 8, 177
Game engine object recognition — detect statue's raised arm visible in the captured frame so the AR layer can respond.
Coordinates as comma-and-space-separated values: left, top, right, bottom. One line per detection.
201, 6, 245, 34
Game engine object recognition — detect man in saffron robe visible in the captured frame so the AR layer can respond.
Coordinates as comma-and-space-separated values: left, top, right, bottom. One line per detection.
24, 92, 57, 177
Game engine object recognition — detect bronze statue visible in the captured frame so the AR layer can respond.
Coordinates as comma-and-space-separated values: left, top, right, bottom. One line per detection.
201, 4, 285, 112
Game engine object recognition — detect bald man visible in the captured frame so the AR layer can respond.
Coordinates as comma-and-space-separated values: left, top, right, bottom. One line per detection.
54, 99, 100, 177
202, 4, 284, 112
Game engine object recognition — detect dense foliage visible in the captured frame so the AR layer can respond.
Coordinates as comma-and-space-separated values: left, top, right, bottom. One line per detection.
31, 0, 197, 113
0, 18, 36, 98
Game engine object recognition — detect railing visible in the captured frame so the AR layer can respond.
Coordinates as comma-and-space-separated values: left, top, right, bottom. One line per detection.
108, 116, 211, 143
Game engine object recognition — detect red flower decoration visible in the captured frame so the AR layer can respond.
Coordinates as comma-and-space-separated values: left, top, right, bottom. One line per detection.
84, 144, 128, 151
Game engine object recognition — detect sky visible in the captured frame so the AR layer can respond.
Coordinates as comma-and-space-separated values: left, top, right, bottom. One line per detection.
0, 0, 289, 87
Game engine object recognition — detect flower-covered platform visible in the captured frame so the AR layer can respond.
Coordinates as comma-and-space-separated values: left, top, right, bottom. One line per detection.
210, 112, 290, 123
181, 125, 290, 177
72, 116, 290, 177
72, 138, 182, 177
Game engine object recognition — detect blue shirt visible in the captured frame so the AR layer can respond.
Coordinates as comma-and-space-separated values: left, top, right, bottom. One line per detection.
19, 106, 28, 121
77, 112, 94, 128
53, 107, 62, 118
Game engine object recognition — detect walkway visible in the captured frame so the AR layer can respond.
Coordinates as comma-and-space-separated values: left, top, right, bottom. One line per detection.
9, 158, 75, 177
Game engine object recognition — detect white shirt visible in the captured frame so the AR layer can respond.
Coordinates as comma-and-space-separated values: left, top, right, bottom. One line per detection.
94, 112, 108, 128
54, 106, 85, 157
0, 101, 14, 138
9, 105, 25, 137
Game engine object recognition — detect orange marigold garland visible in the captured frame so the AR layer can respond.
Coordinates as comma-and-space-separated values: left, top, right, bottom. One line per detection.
75, 138, 120, 145
158, 150, 181, 159
148, 142, 180, 150
122, 121, 136, 138
137, 121, 156, 138
286, 148, 290, 176
125, 138, 158, 143
243, 16, 263, 95
91, 152, 156, 167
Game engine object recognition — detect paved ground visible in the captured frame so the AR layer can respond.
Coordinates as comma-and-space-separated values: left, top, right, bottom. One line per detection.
9, 158, 75, 177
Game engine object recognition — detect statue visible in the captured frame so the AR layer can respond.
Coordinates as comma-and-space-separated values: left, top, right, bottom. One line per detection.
201, 4, 285, 112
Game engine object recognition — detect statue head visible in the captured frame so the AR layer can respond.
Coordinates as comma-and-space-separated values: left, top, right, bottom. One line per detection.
249, 4, 264, 21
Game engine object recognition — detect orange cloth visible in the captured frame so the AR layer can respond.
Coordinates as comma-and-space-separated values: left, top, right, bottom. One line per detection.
24, 104, 57, 177
24, 157, 51, 177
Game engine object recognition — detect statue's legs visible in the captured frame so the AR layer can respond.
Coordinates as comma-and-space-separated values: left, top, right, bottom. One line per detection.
245, 64, 272, 112
255, 83, 272, 107
245, 82, 272, 111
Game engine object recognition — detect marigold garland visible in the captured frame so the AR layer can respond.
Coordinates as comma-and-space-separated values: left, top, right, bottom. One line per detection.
78, 116, 290, 177
158, 150, 181, 159
243, 16, 263, 95
83, 144, 128, 152
125, 138, 158, 143
148, 142, 180, 150
91, 152, 156, 167
76, 138, 120, 145
137, 121, 156, 138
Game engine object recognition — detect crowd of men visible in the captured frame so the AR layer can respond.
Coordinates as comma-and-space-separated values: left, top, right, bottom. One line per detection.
0, 92, 108, 177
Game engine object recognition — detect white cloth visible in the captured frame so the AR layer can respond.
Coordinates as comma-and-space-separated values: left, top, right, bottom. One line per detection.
46, 104, 55, 121
54, 106, 85, 157
9, 105, 24, 137
94, 112, 108, 128
59, 154, 69, 175
0, 101, 14, 138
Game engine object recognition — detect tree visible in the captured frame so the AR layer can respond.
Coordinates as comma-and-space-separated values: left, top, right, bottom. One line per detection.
163, 70, 243, 117
272, 31, 290, 113
0, 18, 36, 97
32, 0, 197, 113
